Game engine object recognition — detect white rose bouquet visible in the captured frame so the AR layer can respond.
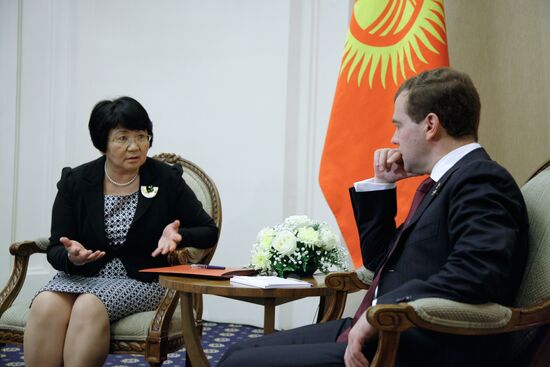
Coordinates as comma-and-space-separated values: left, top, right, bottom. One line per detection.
249, 215, 350, 278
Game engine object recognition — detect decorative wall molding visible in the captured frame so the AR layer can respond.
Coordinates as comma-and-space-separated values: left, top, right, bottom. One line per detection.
11, 0, 23, 244
0, 0, 22, 288
283, 0, 350, 221
279, 0, 351, 330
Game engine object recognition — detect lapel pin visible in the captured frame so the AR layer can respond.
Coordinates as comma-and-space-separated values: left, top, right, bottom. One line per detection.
141, 185, 159, 198
431, 182, 441, 196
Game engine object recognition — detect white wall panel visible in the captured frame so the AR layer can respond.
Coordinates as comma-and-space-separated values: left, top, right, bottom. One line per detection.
14, 0, 71, 300
274, 0, 355, 330
0, 0, 20, 287
2, 0, 358, 329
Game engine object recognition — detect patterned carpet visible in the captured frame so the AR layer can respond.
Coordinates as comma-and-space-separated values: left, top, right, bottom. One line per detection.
0, 321, 263, 366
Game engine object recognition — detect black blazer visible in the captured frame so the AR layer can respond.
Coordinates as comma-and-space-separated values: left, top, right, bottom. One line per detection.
46, 156, 218, 282
350, 148, 529, 307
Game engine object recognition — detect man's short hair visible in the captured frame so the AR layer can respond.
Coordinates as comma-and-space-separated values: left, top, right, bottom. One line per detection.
396, 67, 481, 140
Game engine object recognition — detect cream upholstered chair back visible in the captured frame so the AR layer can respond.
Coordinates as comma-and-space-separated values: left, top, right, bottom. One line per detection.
153, 153, 222, 264
506, 162, 550, 363
156, 154, 217, 218
516, 163, 550, 308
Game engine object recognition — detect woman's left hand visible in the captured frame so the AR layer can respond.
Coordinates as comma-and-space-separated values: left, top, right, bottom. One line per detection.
152, 220, 183, 257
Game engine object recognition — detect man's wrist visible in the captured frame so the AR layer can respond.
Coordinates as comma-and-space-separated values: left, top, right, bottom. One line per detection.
354, 178, 397, 192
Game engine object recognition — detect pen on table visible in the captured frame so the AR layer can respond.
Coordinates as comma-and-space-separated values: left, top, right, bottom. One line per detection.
191, 264, 226, 270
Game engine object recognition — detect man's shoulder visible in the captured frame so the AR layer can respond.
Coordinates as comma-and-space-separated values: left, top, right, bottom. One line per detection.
446, 155, 523, 202
458, 155, 515, 181
447, 148, 515, 182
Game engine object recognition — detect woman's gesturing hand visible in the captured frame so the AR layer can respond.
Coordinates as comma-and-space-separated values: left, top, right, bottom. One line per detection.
61, 236, 105, 266
152, 220, 183, 257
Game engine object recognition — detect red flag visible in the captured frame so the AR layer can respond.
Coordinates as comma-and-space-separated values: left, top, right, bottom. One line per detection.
319, 0, 449, 267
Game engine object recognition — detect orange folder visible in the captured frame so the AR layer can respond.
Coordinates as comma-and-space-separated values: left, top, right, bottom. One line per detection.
139, 264, 257, 279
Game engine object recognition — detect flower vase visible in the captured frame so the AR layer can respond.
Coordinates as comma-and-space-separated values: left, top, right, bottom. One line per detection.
284, 262, 317, 279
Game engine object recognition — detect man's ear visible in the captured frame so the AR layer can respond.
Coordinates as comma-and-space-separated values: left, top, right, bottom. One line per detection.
424, 112, 441, 141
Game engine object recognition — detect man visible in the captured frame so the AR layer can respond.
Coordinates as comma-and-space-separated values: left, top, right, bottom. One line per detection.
219, 68, 528, 367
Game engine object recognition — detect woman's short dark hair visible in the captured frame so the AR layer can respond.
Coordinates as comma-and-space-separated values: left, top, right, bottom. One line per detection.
395, 68, 481, 140
88, 96, 154, 152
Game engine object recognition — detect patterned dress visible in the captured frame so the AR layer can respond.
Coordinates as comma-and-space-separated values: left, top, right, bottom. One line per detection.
37, 192, 166, 322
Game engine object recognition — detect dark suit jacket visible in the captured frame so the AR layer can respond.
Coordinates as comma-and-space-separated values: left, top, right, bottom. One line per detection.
350, 147, 528, 308
347, 148, 529, 365
46, 156, 218, 282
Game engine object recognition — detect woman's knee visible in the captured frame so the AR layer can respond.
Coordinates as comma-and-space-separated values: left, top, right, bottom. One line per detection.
69, 294, 109, 329
27, 291, 75, 328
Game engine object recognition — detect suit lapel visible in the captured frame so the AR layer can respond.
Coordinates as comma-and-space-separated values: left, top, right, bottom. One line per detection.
82, 156, 107, 248
398, 148, 491, 236
404, 174, 450, 229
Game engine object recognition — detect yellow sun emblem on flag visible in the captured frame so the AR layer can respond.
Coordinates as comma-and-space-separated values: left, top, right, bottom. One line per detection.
342, 0, 446, 88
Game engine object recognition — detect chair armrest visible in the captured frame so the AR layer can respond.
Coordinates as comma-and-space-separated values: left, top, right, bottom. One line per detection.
1, 238, 48, 315
367, 298, 523, 367
10, 238, 48, 256
325, 266, 373, 293
367, 297, 550, 336
367, 301, 508, 336
321, 267, 373, 321
408, 298, 512, 329
365, 298, 550, 367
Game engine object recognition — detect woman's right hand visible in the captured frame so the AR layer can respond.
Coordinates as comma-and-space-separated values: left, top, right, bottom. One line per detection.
60, 236, 105, 266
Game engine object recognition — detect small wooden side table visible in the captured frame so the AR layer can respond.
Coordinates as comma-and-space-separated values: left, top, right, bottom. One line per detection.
159, 274, 345, 367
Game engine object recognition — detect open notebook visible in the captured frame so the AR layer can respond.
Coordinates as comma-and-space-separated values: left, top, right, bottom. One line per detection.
230, 275, 313, 289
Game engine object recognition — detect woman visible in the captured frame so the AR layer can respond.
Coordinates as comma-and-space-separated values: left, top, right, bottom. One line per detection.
24, 96, 218, 367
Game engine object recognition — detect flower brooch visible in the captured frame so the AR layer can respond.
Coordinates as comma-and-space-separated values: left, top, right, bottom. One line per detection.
141, 185, 159, 198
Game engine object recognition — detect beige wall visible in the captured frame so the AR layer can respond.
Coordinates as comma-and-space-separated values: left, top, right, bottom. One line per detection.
446, 0, 550, 184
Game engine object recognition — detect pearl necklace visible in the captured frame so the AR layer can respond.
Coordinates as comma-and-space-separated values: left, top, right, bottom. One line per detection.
104, 162, 139, 187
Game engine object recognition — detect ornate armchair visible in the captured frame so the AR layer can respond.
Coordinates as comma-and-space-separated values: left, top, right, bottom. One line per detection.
0, 153, 222, 367
325, 160, 550, 367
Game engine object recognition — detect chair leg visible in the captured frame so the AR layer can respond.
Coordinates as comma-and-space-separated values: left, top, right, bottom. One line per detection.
193, 294, 205, 336
370, 330, 401, 367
